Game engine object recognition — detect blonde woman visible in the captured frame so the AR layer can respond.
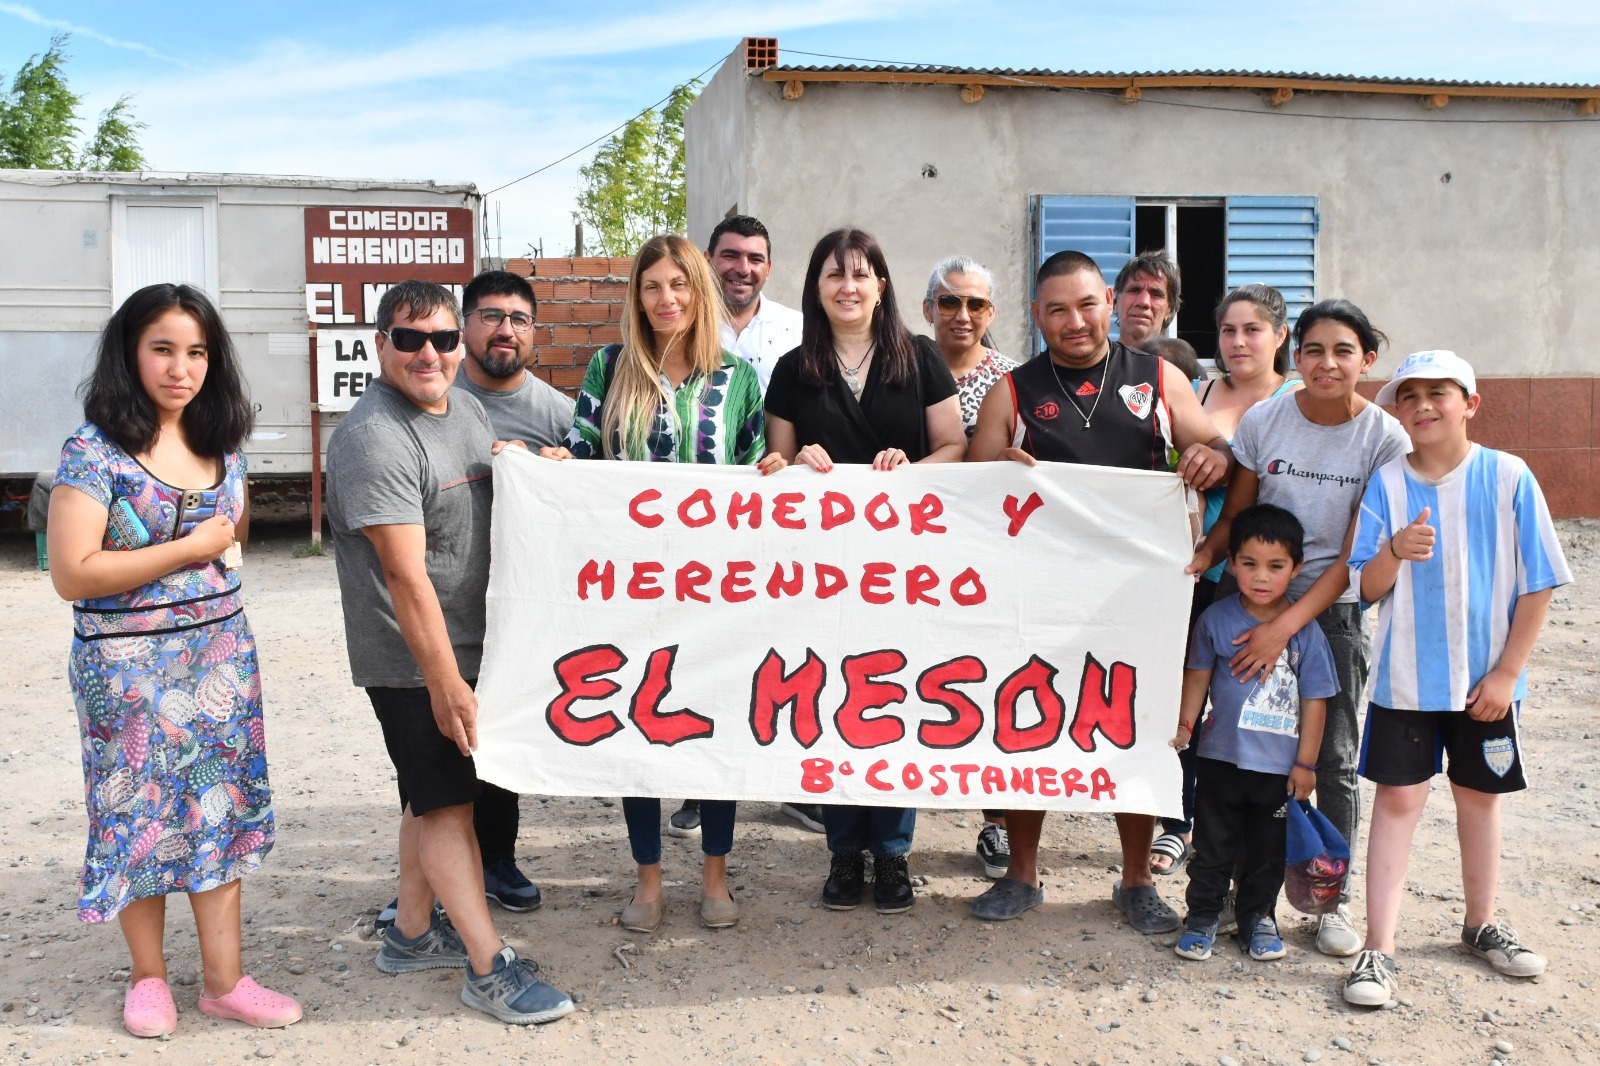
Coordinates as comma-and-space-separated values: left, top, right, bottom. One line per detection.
540, 234, 779, 932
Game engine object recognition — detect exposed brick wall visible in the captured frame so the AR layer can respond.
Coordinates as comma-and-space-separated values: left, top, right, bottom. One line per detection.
1358, 378, 1597, 518
504, 257, 633, 395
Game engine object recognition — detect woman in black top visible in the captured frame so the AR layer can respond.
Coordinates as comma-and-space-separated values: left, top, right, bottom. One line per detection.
764, 227, 965, 914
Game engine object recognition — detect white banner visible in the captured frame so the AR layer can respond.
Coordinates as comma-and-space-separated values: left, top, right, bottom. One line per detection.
475, 450, 1192, 817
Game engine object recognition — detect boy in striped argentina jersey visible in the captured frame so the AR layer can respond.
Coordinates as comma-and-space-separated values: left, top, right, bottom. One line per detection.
1340, 351, 1571, 1008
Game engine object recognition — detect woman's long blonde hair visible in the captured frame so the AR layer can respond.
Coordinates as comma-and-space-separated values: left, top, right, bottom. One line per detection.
601, 233, 727, 458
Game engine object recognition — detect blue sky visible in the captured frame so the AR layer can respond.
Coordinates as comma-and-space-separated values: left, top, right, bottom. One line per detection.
4, 1, 1597, 256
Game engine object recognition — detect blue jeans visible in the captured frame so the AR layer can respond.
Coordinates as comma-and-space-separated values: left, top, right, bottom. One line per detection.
822, 804, 915, 858
622, 798, 736, 866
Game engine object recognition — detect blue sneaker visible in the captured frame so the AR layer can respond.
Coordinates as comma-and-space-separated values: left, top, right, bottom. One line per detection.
483, 858, 543, 912
376, 909, 467, 974
1248, 915, 1287, 961
1175, 918, 1218, 961
461, 946, 574, 1025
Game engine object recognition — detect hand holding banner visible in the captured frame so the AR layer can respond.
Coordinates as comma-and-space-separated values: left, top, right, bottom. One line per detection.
474, 450, 1192, 817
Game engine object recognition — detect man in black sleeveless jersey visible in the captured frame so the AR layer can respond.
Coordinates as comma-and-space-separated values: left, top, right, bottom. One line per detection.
965, 250, 1233, 931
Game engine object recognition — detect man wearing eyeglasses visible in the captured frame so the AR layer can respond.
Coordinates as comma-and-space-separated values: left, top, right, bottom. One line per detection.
326, 280, 573, 1025
455, 270, 575, 450
708, 214, 802, 390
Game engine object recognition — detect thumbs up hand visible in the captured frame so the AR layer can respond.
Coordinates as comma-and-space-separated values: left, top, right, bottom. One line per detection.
1389, 506, 1435, 562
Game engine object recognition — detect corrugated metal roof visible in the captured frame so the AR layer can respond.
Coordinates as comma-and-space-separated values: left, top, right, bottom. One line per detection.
761, 65, 1600, 92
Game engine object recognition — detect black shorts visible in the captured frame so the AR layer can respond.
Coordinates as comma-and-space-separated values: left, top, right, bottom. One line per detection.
367, 685, 482, 816
1357, 702, 1527, 794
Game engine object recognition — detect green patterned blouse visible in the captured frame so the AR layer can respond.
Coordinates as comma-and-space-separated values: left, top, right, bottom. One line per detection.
566, 345, 766, 465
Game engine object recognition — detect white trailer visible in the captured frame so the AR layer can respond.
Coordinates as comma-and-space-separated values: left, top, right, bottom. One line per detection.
0, 170, 480, 492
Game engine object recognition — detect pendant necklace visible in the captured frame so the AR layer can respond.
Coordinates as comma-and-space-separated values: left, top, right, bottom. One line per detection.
1048, 352, 1110, 430
837, 344, 873, 397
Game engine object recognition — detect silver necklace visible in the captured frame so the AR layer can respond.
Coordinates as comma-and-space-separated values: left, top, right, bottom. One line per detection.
1048, 353, 1110, 430
837, 344, 873, 397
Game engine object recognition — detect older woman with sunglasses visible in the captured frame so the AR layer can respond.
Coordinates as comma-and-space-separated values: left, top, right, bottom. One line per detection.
918, 255, 1020, 880
921, 256, 1019, 439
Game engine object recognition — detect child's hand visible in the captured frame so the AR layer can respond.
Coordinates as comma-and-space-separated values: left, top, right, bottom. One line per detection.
1169, 724, 1193, 751
1390, 506, 1435, 562
1287, 765, 1315, 801
1466, 667, 1516, 721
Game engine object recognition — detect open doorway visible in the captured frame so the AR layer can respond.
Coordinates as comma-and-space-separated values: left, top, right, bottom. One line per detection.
1133, 200, 1226, 368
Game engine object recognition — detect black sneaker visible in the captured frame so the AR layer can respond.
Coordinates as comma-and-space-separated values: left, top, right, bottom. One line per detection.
1463, 921, 1547, 977
668, 800, 702, 837
483, 858, 543, 912
779, 803, 826, 833
1342, 948, 1399, 1007
873, 854, 914, 914
822, 852, 864, 910
975, 821, 1010, 879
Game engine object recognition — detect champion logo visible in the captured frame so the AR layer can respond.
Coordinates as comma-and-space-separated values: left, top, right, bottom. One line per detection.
1075, 381, 1100, 397
1034, 401, 1060, 420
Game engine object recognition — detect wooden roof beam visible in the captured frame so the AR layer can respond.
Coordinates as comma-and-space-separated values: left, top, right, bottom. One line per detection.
758, 68, 1600, 102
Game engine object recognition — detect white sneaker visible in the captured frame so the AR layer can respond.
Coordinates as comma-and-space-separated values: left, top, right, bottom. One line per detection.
1316, 904, 1362, 957
1342, 949, 1398, 1007
1462, 922, 1547, 978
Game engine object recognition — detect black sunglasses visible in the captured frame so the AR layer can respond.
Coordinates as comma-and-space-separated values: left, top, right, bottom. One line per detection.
380, 327, 461, 353
934, 294, 993, 316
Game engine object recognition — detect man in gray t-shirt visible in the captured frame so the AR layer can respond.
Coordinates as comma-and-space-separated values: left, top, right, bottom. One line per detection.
325, 280, 572, 1025
455, 269, 574, 448
445, 270, 571, 912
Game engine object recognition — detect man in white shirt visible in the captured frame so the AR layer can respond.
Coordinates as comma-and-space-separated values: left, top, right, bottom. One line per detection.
707, 215, 802, 389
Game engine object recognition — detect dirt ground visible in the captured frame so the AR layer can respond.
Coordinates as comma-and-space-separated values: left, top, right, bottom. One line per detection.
2, 520, 1597, 1066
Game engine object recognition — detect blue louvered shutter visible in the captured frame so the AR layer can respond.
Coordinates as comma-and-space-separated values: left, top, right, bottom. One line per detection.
1225, 196, 1318, 326
1034, 195, 1135, 342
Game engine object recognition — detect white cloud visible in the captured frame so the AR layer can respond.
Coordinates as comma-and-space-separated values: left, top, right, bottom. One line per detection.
0, 1, 194, 66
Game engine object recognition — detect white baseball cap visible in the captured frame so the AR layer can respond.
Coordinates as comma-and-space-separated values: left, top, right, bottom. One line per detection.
1374, 350, 1477, 406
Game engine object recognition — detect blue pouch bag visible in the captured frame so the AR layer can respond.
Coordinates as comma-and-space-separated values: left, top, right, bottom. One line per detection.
1285, 799, 1350, 915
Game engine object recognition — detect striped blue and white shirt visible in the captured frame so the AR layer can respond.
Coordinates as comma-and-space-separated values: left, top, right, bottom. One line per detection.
1350, 445, 1571, 711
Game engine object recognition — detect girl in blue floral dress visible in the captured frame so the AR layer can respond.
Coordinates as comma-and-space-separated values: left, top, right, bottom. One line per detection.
49, 284, 300, 1037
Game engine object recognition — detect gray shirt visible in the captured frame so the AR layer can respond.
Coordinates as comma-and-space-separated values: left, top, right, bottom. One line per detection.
454, 370, 574, 448
326, 378, 495, 687
1232, 392, 1409, 602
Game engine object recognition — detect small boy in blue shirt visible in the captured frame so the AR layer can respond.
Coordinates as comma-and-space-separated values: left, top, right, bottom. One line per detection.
1172, 504, 1339, 962
1341, 351, 1571, 1008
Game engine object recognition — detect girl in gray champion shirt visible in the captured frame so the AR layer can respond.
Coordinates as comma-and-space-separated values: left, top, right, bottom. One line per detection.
1187, 299, 1409, 959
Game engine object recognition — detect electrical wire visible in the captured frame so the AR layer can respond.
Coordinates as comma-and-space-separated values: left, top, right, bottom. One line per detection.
776, 47, 1596, 125
482, 50, 730, 197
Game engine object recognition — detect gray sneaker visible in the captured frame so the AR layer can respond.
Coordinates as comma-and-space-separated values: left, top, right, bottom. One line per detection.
461, 946, 574, 1025
1463, 921, 1547, 977
1316, 904, 1362, 957
375, 910, 467, 974
969, 877, 1045, 920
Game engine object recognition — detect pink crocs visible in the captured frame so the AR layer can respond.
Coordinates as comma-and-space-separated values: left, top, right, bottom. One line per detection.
197, 975, 302, 1029
123, 977, 178, 1038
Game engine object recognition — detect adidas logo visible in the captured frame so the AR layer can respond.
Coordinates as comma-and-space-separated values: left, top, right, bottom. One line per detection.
1075, 381, 1099, 397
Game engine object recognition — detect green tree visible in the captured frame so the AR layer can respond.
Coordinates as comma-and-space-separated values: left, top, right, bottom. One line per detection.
573, 82, 698, 256
0, 34, 147, 171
